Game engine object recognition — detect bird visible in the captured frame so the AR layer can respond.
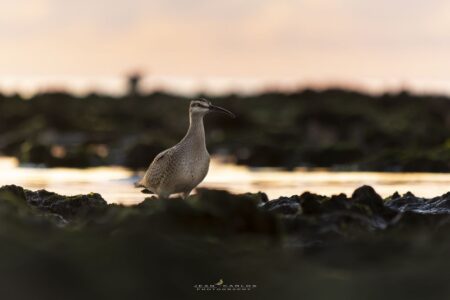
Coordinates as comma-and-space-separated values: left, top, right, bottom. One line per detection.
135, 98, 235, 199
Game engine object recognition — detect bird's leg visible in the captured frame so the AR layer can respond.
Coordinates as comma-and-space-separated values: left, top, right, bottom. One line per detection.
181, 191, 191, 200
157, 192, 170, 200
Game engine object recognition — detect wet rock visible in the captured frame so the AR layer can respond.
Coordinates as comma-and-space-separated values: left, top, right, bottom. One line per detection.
266, 192, 349, 216
0, 184, 26, 200
244, 191, 269, 203
299, 192, 324, 214
390, 191, 401, 200
28, 190, 107, 219
386, 191, 450, 214
0, 185, 67, 227
1, 184, 450, 243
0, 185, 107, 220
351, 185, 384, 212
0, 183, 449, 299
2, 178, 450, 300
322, 193, 351, 212
262, 195, 301, 215
261, 187, 397, 240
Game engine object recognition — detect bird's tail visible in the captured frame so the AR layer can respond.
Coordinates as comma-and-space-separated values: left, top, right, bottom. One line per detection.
134, 179, 155, 195
134, 181, 145, 188
134, 180, 144, 188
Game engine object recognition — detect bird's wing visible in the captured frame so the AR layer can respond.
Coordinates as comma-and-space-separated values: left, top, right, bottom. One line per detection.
152, 148, 170, 164
138, 147, 176, 189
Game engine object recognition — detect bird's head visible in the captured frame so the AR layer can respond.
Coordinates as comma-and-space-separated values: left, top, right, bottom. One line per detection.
189, 98, 235, 118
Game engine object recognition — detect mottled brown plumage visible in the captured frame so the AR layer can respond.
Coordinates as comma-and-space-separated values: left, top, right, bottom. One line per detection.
136, 98, 234, 199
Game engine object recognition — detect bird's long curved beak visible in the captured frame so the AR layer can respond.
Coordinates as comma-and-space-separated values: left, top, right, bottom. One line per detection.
209, 105, 236, 118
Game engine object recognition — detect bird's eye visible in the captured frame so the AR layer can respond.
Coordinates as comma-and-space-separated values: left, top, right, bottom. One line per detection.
191, 103, 208, 108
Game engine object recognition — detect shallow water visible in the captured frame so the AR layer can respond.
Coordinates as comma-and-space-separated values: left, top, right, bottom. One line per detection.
0, 157, 449, 205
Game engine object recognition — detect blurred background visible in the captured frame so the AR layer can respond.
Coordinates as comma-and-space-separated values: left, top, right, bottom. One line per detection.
0, 0, 449, 202
1, 3, 450, 300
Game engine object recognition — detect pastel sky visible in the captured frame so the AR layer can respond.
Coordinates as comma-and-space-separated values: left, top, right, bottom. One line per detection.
1, 0, 450, 95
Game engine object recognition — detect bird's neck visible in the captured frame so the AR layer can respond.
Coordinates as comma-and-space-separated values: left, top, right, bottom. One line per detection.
183, 113, 206, 148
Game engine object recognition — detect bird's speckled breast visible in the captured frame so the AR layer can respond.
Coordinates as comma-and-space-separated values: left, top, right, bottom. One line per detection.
172, 146, 210, 193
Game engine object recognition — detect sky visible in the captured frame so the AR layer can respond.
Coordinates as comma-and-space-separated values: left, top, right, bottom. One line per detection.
1, 0, 450, 96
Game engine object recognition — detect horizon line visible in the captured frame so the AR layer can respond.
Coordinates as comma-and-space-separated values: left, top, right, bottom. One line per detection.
2, 75, 450, 99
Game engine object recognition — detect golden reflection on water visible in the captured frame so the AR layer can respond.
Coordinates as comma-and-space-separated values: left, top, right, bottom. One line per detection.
0, 157, 449, 205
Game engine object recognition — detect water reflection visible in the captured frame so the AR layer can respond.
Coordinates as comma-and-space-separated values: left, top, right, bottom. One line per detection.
0, 157, 449, 205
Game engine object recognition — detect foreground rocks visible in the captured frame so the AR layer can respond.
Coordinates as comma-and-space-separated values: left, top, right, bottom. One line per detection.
1, 184, 449, 244
0, 185, 107, 220
0, 184, 449, 300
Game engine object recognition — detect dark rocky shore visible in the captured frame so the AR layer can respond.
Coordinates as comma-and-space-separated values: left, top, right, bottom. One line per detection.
1, 89, 449, 172
0, 184, 449, 299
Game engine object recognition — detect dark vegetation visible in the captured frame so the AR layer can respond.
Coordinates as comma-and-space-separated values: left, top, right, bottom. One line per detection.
0, 89, 449, 171
0, 184, 449, 299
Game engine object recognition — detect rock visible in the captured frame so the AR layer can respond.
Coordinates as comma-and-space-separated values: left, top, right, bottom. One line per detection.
262, 186, 402, 236
0, 183, 449, 299
1, 184, 450, 242
0, 184, 26, 200
0, 185, 107, 220
299, 192, 324, 214
262, 195, 301, 215
351, 185, 384, 212
386, 191, 450, 215
390, 191, 401, 199
243, 191, 269, 203
322, 193, 351, 212
26, 189, 107, 219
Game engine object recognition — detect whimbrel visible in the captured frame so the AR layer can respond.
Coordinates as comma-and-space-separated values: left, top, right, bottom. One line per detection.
136, 98, 235, 199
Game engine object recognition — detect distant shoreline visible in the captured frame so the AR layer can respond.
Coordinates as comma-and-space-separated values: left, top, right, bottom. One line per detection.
0, 89, 449, 172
